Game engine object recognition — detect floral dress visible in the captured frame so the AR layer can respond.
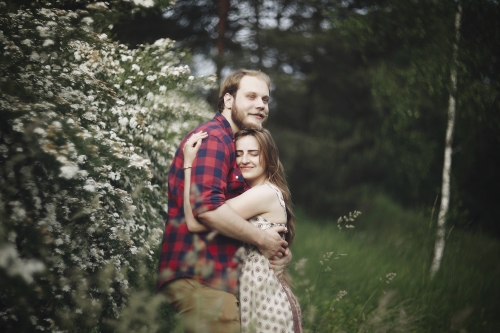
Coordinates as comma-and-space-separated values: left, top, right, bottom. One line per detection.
239, 183, 303, 333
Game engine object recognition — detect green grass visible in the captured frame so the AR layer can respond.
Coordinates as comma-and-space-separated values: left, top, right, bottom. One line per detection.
291, 194, 500, 332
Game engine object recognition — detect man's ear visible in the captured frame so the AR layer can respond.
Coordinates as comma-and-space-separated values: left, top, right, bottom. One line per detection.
224, 93, 233, 109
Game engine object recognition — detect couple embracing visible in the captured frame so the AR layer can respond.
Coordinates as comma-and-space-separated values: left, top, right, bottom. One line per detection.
157, 69, 303, 333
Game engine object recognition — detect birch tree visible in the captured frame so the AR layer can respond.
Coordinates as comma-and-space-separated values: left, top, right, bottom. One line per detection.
430, 1, 462, 279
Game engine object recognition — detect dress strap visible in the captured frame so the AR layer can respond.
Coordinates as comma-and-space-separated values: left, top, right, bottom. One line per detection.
265, 183, 287, 219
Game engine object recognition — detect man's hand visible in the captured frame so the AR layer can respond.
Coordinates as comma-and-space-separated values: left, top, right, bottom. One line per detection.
270, 248, 292, 278
256, 225, 288, 259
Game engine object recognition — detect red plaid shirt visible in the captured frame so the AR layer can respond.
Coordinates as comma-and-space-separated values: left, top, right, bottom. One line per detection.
157, 113, 249, 294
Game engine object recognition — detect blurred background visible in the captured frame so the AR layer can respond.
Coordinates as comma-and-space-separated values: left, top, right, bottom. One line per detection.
113, 0, 500, 237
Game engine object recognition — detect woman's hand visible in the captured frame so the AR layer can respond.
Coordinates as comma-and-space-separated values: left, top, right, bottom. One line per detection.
183, 131, 208, 167
270, 248, 292, 278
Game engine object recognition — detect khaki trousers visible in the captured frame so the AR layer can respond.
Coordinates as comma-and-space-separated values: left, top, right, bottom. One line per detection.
162, 278, 240, 333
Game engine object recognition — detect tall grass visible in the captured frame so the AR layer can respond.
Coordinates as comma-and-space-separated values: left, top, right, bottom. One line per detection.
291, 194, 500, 332
154, 193, 499, 332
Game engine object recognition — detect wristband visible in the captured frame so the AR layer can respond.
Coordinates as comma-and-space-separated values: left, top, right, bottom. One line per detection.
183, 166, 192, 170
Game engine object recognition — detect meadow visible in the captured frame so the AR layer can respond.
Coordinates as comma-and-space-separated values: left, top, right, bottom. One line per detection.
159, 193, 499, 332
290, 194, 500, 333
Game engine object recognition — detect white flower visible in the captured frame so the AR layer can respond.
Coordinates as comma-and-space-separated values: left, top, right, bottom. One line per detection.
119, 117, 129, 126
131, 64, 140, 71
30, 51, 40, 61
36, 26, 50, 37
77, 155, 87, 164
59, 165, 79, 179
33, 127, 46, 135
0, 244, 45, 283
21, 39, 32, 46
129, 117, 138, 128
128, 154, 150, 169
43, 39, 54, 47
81, 17, 94, 25
132, 0, 154, 8
159, 85, 166, 92
146, 74, 157, 81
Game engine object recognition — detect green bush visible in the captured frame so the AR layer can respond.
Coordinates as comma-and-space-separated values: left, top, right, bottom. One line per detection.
0, 1, 214, 331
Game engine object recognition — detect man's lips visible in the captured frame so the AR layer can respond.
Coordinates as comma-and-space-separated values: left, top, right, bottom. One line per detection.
249, 113, 266, 120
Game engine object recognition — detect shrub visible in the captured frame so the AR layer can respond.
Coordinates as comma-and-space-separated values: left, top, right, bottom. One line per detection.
0, 1, 214, 331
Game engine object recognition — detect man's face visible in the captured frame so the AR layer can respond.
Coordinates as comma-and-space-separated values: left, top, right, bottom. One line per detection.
228, 76, 270, 131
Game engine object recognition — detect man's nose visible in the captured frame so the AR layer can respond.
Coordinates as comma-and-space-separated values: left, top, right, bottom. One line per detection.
255, 98, 265, 109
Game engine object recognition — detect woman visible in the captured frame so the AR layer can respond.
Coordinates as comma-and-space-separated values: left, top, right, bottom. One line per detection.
182, 129, 303, 333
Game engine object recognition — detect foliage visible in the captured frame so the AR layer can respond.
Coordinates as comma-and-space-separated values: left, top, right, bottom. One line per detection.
132, 0, 500, 235
0, 1, 214, 331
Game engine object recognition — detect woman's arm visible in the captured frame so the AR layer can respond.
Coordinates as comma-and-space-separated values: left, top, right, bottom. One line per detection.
183, 132, 209, 233
226, 185, 287, 224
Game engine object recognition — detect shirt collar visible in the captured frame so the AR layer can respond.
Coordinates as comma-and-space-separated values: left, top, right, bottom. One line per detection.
214, 113, 235, 140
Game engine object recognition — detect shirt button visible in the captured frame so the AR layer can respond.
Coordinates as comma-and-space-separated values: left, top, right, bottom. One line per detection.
236, 176, 239, 179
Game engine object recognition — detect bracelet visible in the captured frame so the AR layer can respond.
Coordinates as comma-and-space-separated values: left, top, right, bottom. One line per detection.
183, 166, 192, 170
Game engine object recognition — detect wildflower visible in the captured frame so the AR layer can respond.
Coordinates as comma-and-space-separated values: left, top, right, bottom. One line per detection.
385, 272, 397, 284
335, 290, 347, 301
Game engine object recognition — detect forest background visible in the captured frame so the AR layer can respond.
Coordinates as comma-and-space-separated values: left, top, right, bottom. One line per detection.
1, 0, 499, 332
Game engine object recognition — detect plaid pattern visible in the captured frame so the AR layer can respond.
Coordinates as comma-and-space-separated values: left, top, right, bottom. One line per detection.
157, 113, 249, 294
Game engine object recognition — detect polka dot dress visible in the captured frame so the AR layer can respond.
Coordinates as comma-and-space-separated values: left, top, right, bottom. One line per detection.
239, 184, 303, 333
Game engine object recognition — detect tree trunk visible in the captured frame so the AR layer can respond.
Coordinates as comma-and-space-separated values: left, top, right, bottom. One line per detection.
253, 0, 263, 67
216, 0, 229, 80
430, 2, 462, 279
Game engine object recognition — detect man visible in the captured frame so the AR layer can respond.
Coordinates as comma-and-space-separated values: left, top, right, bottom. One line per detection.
158, 69, 290, 332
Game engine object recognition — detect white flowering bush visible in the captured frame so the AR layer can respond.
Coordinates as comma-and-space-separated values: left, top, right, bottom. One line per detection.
0, 1, 215, 331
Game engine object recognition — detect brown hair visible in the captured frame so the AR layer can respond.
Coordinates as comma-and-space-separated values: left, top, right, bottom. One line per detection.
217, 69, 271, 112
234, 129, 295, 246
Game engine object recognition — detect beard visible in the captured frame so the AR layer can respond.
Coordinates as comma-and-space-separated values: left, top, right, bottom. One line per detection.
231, 100, 267, 131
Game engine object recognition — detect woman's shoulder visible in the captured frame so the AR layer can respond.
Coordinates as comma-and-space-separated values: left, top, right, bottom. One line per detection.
245, 183, 283, 203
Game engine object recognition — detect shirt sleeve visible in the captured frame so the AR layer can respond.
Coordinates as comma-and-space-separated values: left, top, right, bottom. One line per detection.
191, 134, 231, 217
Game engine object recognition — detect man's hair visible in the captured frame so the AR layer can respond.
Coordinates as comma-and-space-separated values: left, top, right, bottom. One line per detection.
217, 69, 271, 112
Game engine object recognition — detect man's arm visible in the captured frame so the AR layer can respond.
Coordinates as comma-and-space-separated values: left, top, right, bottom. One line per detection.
198, 204, 288, 258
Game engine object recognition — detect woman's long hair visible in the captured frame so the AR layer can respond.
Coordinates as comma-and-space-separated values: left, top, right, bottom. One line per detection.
235, 128, 296, 286
234, 129, 296, 247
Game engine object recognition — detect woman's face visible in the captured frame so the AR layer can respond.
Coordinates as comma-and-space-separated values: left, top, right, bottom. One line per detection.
236, 135, 266, 186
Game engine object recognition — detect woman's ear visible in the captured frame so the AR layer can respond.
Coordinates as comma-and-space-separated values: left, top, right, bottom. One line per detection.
224, 93, 233, 109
